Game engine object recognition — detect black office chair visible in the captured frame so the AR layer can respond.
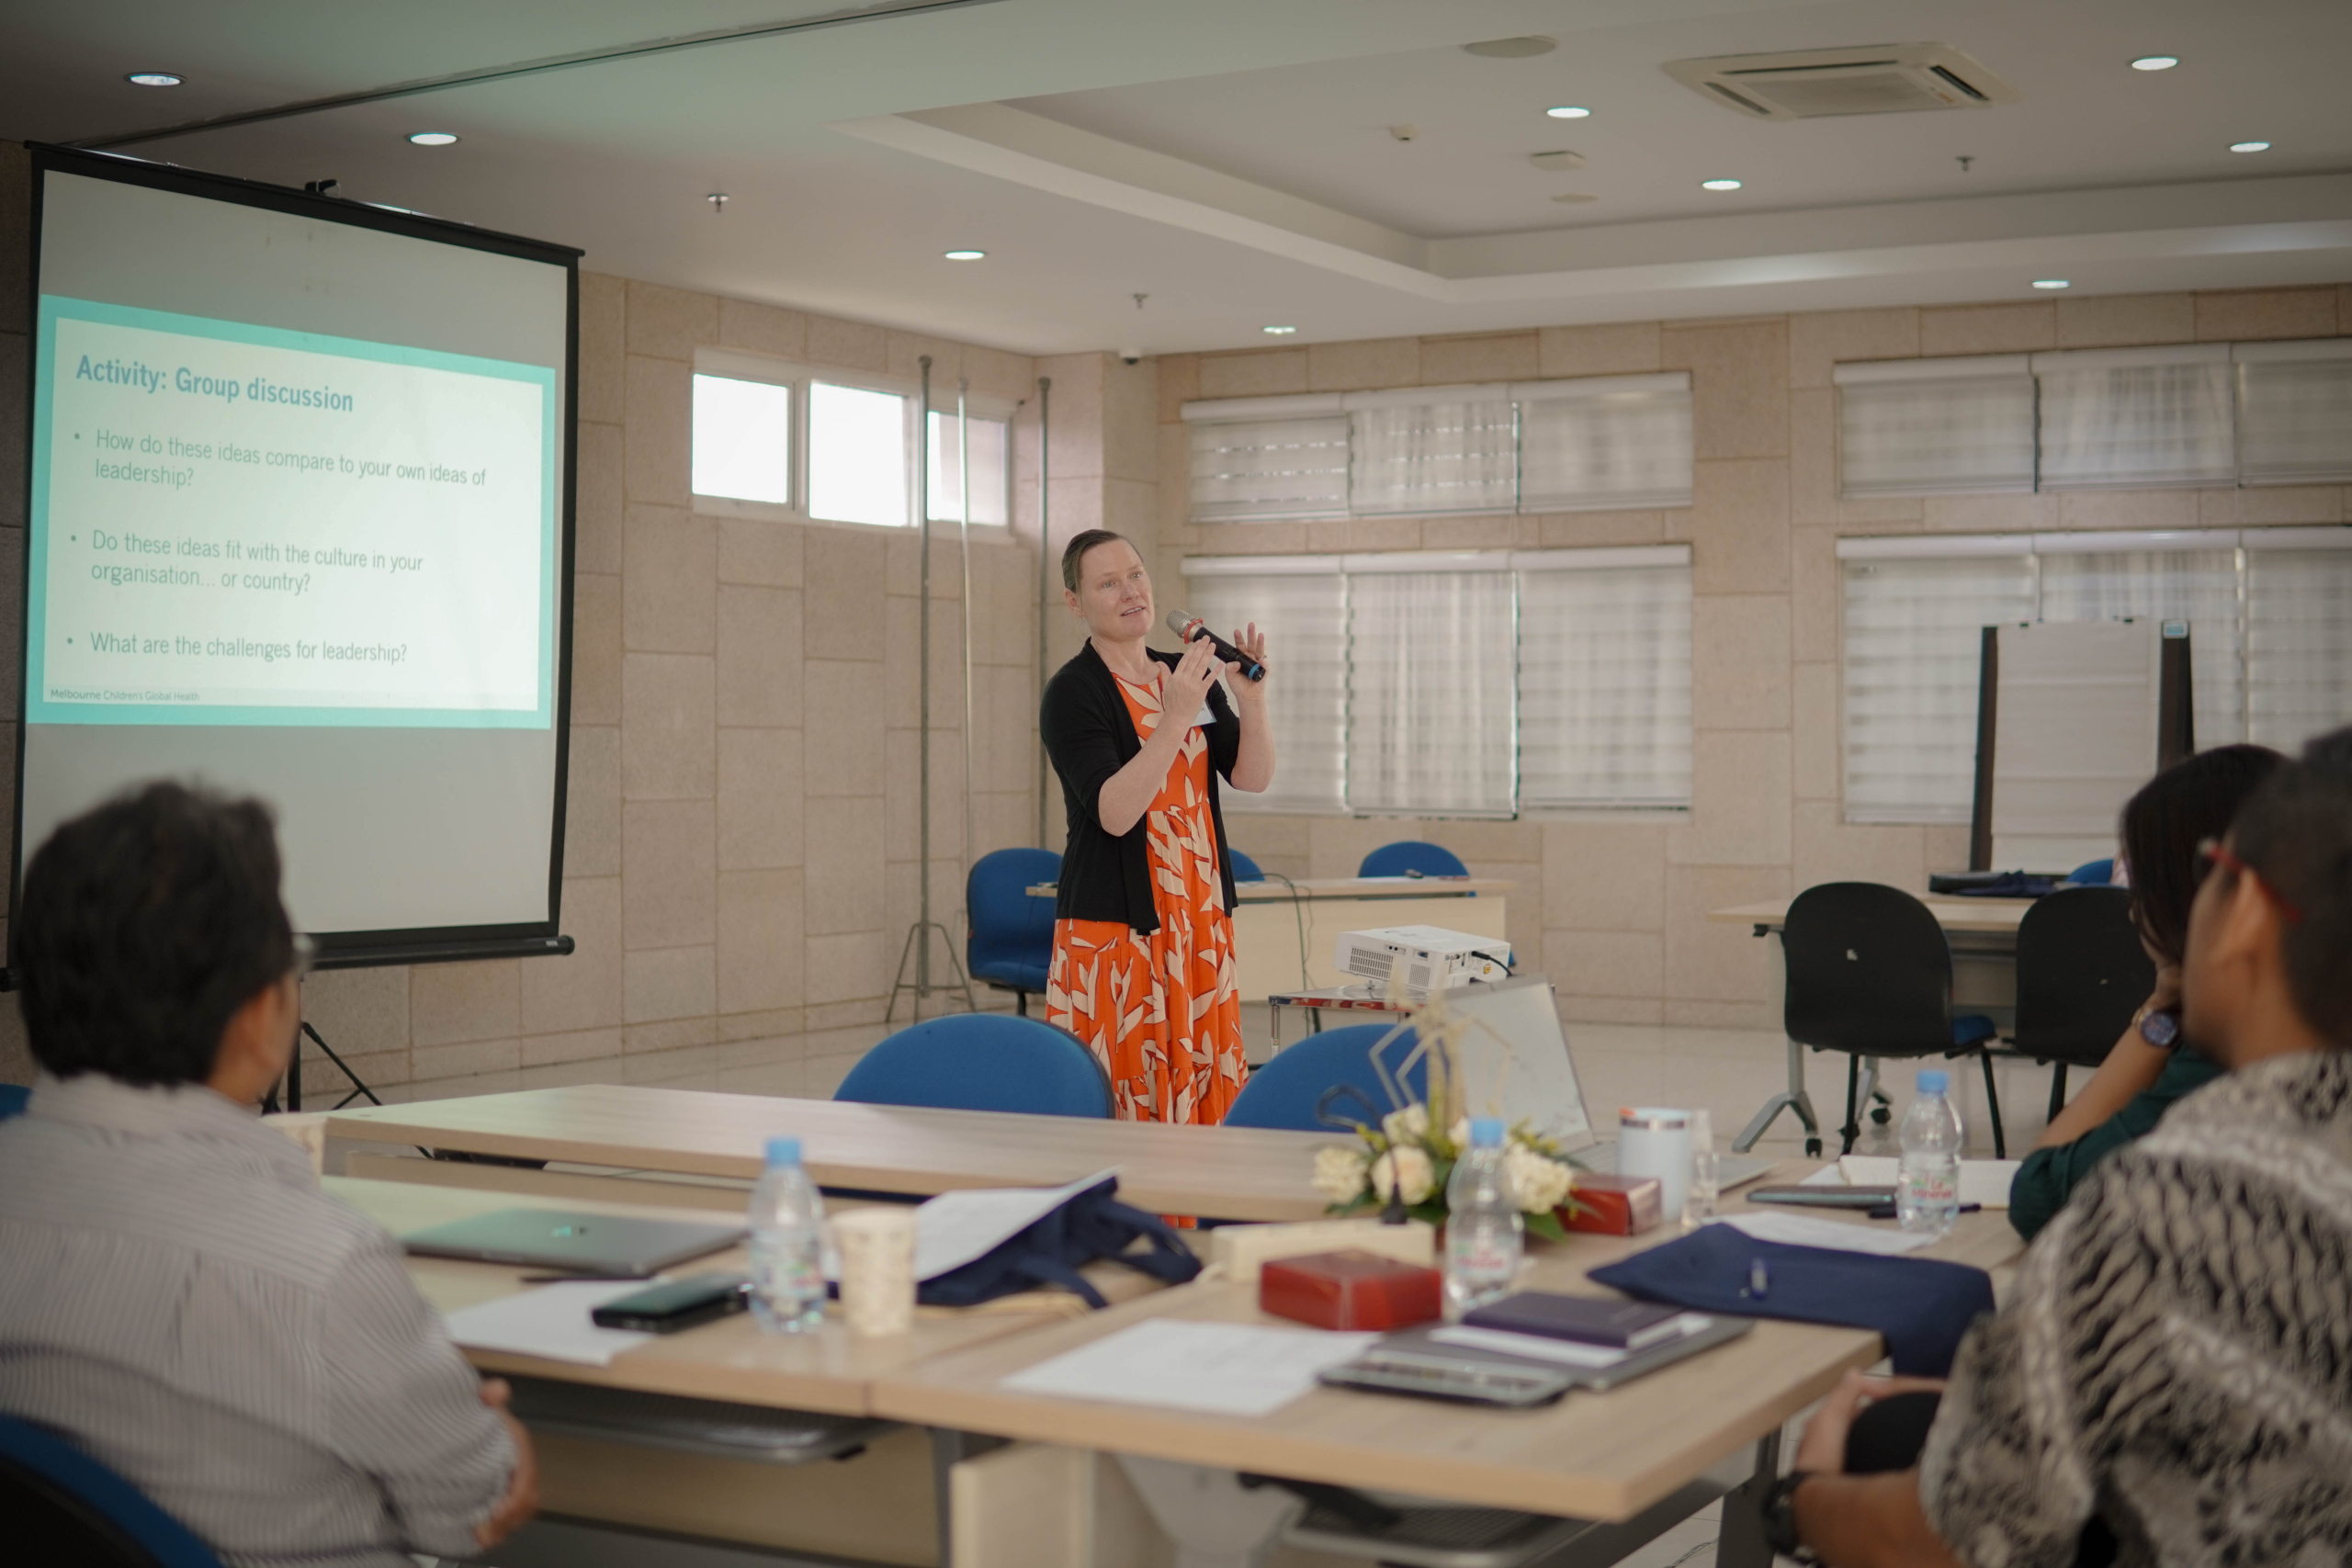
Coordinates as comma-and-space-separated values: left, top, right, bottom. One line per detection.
1783, 883, 2006, 1157
0, 1416, 224, 1568
2006, 886, 2155, 1124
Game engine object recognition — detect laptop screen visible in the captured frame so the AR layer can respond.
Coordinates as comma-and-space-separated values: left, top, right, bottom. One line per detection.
1433, 978, 1593, 1150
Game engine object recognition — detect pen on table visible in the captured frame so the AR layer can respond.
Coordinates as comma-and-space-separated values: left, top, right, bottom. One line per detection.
517, 1273, 655, 1284
1863, 1202, 1983, 1221
1742, 1258, 1770, 1299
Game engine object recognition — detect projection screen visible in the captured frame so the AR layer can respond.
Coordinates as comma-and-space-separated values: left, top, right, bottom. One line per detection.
16, 148, 578, 966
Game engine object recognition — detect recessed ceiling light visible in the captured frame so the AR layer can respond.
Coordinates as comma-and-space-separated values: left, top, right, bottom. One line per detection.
125, 72, 182, 87
2131, 55, 2178, 71
2230, 141, 2271, 152
1262, 325, 1298, 335
1545, 106, 1591, 119
407, 131, 458, 146
1464, 37, 1556, 59
943, 249, 986, 261
2032, 278, 2071, 289
1700, 178, 1743, 191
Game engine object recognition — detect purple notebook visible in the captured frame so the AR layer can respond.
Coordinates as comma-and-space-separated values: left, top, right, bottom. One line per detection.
1460, 1292, 1694, 1349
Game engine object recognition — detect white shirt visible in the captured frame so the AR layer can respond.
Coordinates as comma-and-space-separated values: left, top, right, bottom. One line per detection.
0, 1072, 514, 1566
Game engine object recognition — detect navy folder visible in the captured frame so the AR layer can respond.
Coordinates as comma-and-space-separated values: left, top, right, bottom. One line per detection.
1587, 1224, 1996, 1376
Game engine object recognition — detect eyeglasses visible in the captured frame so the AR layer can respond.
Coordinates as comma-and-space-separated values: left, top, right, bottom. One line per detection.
290, 933, 318, 981
2197, 838, 2304, 924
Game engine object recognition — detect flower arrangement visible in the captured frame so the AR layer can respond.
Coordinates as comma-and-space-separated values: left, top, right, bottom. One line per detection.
1308, 1007, 1582, 1241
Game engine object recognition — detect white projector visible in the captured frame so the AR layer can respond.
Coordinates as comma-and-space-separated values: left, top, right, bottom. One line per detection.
1334, 925, 1511, 999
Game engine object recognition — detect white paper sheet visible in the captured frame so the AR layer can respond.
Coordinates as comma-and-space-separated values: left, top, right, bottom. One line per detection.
1798, 1163, 1848, 1187
1838, 1156, 2020, 1209
442, 1281, 655, 1367
1714, 1212, 1936, 1256
1001, 1320, 1380, 1416
909, 1169, 1122, 1282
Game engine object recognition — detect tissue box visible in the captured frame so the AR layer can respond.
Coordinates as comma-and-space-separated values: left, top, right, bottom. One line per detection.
1561, 1173, 1663, 1235
1260, 1249, 1442, 1331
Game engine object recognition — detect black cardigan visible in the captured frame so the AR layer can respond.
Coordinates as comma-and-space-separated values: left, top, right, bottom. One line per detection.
1039, 639, 1241, 934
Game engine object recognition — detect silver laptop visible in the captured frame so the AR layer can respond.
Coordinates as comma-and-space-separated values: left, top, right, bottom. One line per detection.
401, 1208, 747, 1277
1436, 976, 1777, 1190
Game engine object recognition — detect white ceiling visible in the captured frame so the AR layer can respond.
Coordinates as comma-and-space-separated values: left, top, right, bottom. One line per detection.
4, 0, 2347, 356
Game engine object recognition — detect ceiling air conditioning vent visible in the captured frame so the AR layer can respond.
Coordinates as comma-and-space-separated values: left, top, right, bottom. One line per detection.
1664, 43, 2019, 120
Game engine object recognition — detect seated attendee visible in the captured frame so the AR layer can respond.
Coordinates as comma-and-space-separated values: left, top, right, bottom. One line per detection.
0, 783, 535, 1567
1773, 732, 2352, 1567
2008, 743, 2282, 1239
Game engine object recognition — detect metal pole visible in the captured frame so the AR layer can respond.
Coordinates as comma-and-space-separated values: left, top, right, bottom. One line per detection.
958, 381, 976, 943
1035, 376, 1051, 849
917, 355, 933, 1007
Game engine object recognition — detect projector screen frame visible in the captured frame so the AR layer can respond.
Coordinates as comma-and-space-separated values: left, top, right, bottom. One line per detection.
12, 144, 584, 974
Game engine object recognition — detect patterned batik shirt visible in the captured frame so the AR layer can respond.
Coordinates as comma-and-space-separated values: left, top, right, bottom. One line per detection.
1920, 1048, 2352, 1568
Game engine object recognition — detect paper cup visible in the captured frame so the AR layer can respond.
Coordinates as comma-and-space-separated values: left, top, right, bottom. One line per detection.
1617, 1107, 1693, 1225
831, 1207, 918, 1337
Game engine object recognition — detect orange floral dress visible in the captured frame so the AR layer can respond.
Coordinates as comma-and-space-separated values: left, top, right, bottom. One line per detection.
1045, 671, 1248, 1126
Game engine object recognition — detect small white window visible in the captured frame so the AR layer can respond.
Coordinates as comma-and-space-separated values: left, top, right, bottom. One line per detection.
1345, 558, 1519, 818
690, 373, 792, 505
2032, 344, 2235, 490
1835, 356, 2036, 498
2235, 340, 2352, 486
808, 381, 910, 526
927, 412, 1011, 525
1518, 550, 1693, 807
2245, 530, 2352, 750
1182, 560, 1349, 816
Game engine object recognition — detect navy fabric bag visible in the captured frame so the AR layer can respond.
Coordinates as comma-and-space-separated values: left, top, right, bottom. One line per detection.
916, 1176, 1202, 1310
1588, 1224, 1996, 1375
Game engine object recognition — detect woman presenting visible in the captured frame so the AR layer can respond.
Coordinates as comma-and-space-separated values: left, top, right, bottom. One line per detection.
1039, 529, 1273, 1125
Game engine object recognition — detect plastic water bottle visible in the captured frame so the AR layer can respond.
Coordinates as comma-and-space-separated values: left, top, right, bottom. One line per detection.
1443, 1117, 1524, 1319
1896, 1071, 1963, 1238
748, 1136, 827, 1333
1687, 1109, 1721, 1225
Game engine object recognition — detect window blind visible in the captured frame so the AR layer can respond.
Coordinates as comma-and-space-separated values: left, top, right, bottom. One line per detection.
1186, 409, 1351, 521
2033, 344, 2235, 489
1839, 540, 2039, 824
2035, 532, 2245, 745
1344, 558, 1518, 817
1348, 389, 1518, 516
2235, 339, 2352, 486
1834, 356, 2036, 498
1517, 548, 1692, 807
2244, 528, 2352, 750
1517, 375, 1694, 511
1180, 558, 1348, 815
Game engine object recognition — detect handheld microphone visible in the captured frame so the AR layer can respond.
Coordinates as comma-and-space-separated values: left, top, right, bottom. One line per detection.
1168, 611, 1266, 682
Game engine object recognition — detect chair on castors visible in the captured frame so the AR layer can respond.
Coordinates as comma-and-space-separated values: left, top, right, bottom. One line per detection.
1782, 883, 2007, 1157
0, 1416, 224, 1568
966, 848, 1061, 1017
2007, 886, 2155, 1124
2064, 857, 2116, 886
1226, 848, 1265, 882
1222, 1022, 1431, 1133
833, 1014, 1113, 1119
1358, 840, 1470, 880
0, 1083, 29, 1120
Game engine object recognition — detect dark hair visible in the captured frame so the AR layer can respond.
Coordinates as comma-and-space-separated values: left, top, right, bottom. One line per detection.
1060, 529, 1133, 592
15, 781, 296, 1085
2120, 743, 2285, 964
2228, 730, 2352, 1048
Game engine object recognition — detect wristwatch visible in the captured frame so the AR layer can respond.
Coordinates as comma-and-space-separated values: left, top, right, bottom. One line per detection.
1760, 1470, 1820, 1562
2136, 1005, 2182, 1050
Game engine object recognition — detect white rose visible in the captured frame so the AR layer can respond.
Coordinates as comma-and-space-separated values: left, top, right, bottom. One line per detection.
1381, 1104, 1430, 1145
1449, 1117, 1472, 1149
1505, 1144, 1572, 1213
1367, 1145, 1435, 1207
1312, 1145, 1371, 1203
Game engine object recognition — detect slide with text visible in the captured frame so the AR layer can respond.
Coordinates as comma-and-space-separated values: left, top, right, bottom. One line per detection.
30, 298, 556, 727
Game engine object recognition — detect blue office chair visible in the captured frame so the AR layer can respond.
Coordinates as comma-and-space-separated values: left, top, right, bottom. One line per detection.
1226, 848, 1264, 882
1358, 840, 1470, 880
834, 1014, 1113, 1119
1222, 1022, 1432, 1134
2064, 858, 2116, 886
0, 1083, 29, 1121
0, 1416, 223, 1568
967, 848, 1062, 1016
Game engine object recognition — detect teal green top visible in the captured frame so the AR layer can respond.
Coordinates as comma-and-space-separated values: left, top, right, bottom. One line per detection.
2007, 1049, 2225, 1241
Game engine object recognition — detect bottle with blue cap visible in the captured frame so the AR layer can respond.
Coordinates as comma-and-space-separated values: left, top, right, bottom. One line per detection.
748, 1135, 826, 1332
1442, 1116, 1523, 1318
1896, 1070, 1964, 1237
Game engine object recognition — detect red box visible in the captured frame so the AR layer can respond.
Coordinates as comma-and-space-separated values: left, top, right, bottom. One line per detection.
1260, 1249, 1443, 1331
1561, 1173, 1664, 1235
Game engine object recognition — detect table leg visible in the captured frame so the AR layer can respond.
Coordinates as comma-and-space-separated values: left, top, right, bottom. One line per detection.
929, 1427, 1008, 1567
1713, 1429, 1782, 1568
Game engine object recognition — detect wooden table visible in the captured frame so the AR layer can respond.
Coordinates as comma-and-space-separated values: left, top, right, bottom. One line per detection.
1708, 895, 2034, 940
872, 1163, 2023, 1559
325, 1085, 1340, 1222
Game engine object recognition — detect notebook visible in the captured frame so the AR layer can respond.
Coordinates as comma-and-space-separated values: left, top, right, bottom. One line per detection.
401, 1208, 746, 1277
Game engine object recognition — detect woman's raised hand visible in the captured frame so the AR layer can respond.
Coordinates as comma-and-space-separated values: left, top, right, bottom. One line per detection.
1159, 634, 1223, 722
